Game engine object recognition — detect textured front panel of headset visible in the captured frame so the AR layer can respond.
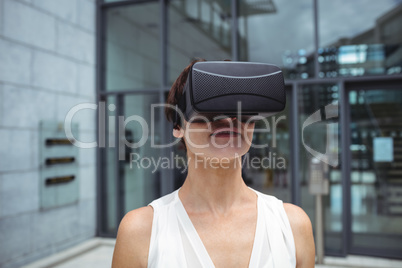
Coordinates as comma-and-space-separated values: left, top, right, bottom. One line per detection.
192, 70, 284, 104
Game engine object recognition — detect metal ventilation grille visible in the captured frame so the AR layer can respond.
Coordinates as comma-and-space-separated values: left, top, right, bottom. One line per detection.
192, 70, 284, 104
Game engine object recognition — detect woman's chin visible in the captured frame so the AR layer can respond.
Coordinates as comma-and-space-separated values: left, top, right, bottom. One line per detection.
188, 146, 248, 161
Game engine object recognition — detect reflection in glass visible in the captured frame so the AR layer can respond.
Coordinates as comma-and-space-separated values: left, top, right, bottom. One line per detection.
100, 93, 163, 234
167, 0, 232, 86
349, 89, 402, 252
319, 0, 402, 77
298, 84, 342, 254
122, 94, 162, 213
238, 0, 315, 79
105, 3, 161, 91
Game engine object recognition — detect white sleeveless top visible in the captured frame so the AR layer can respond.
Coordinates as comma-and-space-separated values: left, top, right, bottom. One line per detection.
147, 189, 296, 268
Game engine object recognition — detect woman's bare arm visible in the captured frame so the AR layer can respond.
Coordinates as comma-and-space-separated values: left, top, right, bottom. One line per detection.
283, 203, 316, 268
112, 206, 154, 268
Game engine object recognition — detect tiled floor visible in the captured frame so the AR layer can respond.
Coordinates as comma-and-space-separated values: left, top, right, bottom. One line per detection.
22, 238, 402, 268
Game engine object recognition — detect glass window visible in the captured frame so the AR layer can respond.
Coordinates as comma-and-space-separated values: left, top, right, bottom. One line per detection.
167, 0, 232, 86
100, 93, 163, 234
105, 2, 161, 91
122, 94, 162, 213
298, 84, 342, 254
349, 88, 402, 253
318, 0, 402, 77
238, 0, 315, 79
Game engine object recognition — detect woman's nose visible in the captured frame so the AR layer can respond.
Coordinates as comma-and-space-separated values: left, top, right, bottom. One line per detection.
212, 115, 234, 121
211, 115, 238, 123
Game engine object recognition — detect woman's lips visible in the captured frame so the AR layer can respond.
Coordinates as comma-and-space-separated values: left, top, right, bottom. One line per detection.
210, 127, 240, 137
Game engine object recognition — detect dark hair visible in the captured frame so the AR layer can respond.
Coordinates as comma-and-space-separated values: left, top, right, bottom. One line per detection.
165, 58, 232, 148
165, 58, 206, 130
164, 58, 206, 149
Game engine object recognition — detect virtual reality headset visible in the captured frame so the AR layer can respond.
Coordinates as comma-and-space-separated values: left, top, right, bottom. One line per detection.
175, 61, 286, 125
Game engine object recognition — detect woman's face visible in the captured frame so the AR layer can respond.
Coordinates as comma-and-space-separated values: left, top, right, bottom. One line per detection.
173, 116, 255, 161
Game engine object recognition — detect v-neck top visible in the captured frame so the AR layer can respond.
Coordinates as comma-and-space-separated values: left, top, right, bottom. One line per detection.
147, 189, 296, 268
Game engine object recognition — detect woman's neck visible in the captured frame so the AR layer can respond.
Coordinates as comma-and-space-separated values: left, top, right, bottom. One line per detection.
179, 153, 254, 215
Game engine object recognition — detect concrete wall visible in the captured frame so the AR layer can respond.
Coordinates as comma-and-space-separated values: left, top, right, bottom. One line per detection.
0, 0, 97, 267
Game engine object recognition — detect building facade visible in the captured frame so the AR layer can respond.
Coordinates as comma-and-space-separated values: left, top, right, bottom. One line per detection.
1, 1, 401, 267
0, 0, 97, 267
97, 0, 402, 259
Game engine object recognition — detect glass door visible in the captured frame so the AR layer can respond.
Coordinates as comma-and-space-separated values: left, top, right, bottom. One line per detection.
120, 93, 163, 213
99, 0, 164, 236
100, 92, 165, 235
298, 83, 342, 254
347, 82, 402, 258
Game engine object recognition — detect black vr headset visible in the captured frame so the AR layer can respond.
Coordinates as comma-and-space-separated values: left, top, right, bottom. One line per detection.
175, 61, 286, 125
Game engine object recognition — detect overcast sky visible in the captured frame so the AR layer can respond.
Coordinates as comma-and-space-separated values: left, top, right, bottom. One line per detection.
242, 0, 402, 66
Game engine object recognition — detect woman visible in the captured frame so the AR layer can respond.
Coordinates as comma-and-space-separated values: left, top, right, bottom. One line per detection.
112, 59, 315, 268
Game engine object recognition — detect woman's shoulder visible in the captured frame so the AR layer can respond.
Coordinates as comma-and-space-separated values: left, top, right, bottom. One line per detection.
112, 190, 180, 267
112, 206, 154, 268
282, 203, 311, 227
251, 189, 315, 267
253, 191, 311, 232
120, 206, 154, 232
282, 203, 315, 268
282, 203, 313, 239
